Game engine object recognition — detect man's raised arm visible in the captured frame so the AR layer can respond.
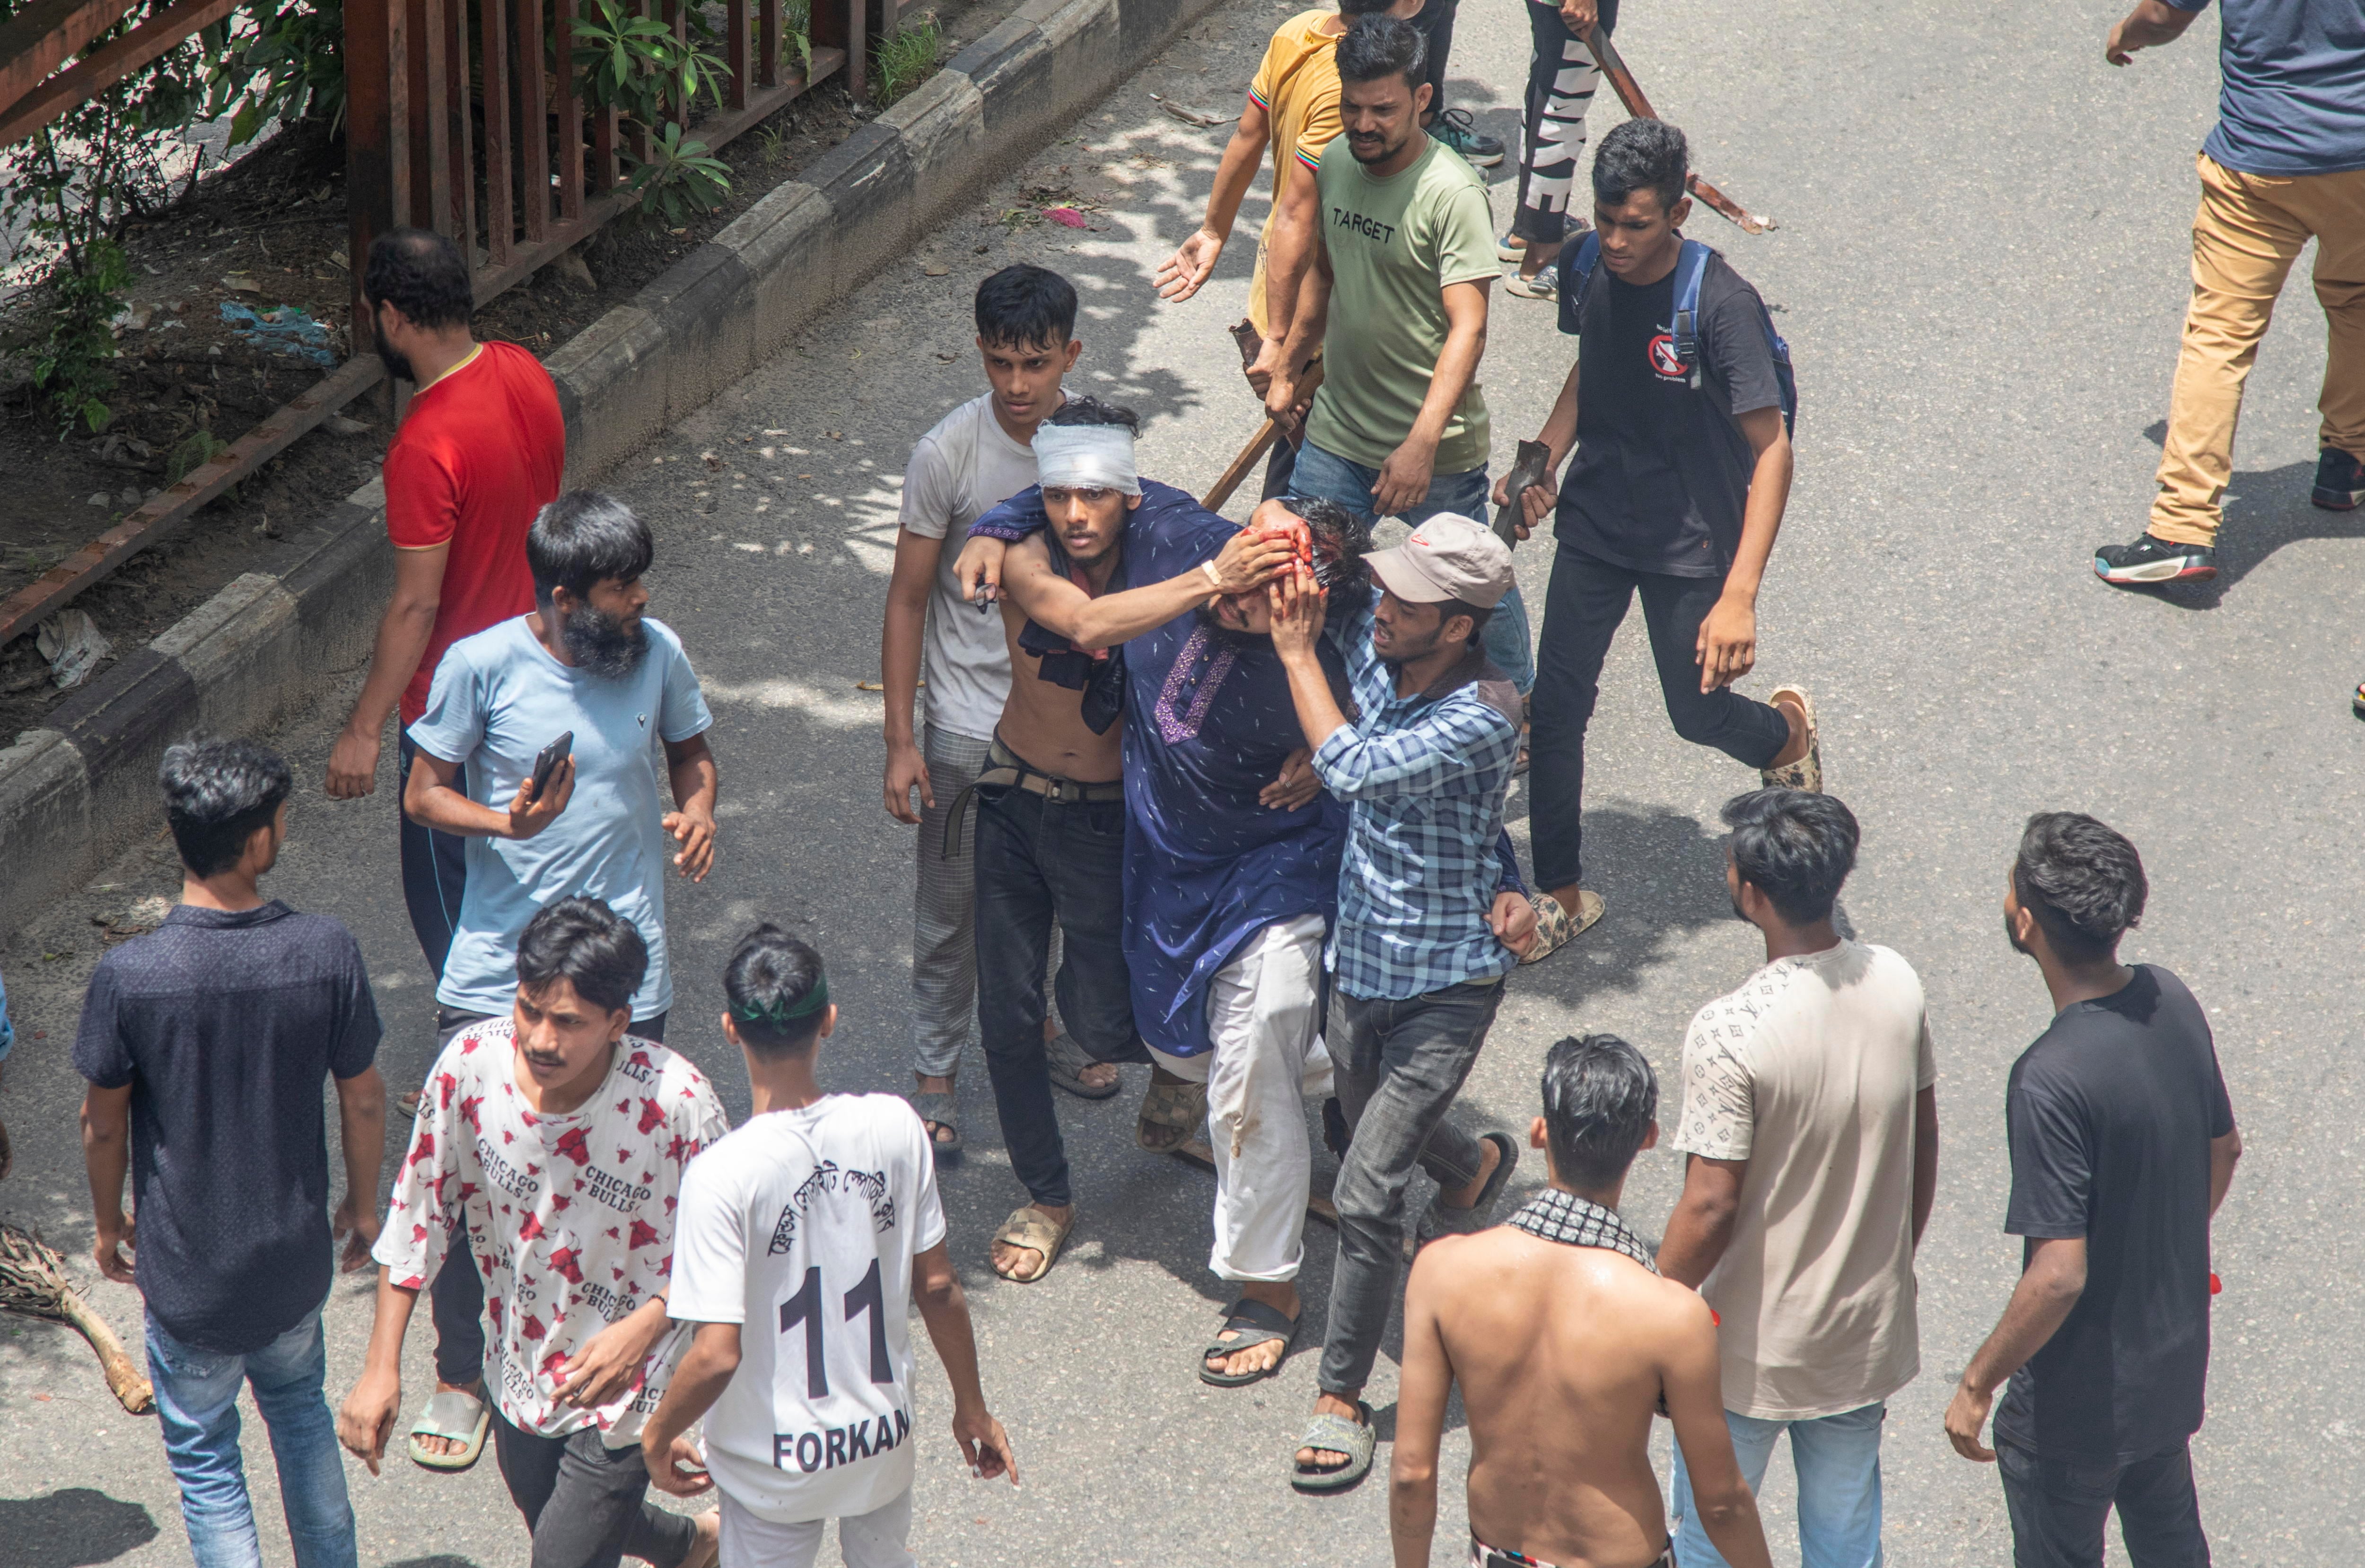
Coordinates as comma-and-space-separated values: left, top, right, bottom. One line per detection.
999, 530, 1293, 651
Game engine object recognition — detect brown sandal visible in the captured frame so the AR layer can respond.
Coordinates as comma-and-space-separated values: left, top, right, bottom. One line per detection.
1136, 1079, 1208, 1153
990, 1204, 1072, 1283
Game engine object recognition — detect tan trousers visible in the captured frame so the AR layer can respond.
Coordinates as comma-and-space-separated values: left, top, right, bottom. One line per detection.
2150, 153, 2365, 546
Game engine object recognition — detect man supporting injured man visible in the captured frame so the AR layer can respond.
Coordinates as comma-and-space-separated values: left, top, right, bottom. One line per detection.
962, 399, 1298, 1284
967, 471, 1368, 1383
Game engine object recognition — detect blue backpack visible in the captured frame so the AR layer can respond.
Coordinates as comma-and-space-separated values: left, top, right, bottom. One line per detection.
1558, 231, 1796, 436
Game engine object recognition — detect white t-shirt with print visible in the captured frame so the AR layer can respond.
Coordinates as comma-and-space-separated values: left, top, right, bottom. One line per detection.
899, 392, 1037, 741
1672, 940, 1938, 1420
666, 1093, 948, 1523
374, 1021, 730, 1445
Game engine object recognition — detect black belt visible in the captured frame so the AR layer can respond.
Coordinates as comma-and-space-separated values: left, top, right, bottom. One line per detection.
941, 736, 1123, 858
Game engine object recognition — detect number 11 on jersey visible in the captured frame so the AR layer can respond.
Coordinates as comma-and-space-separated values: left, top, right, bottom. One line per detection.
778, 1259, 894, 1398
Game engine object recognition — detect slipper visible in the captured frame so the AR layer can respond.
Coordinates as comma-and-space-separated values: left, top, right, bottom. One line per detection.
990, 1204, 1072, 1283
1502, 263, 1559, 301
1519, 889, 1603, 965
1136, 1078, 1208, 1152
1200, 1298, 1299, 1387
908, 1090, 962, 1160
1761, 684, 1823, 793
407, 1387, 490, 1472
1419, 1131, 1520, 1246
1047, 1032, 1121, 1100
1290, 1400, 1376, 1492
396, 1090, 422, 1118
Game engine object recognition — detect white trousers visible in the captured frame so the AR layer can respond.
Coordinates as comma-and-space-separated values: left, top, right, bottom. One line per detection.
1148, 913, 1333, 1283
719, 1487, 914, 1568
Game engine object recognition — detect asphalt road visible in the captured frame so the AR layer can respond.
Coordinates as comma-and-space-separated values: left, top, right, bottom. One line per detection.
4, 0, 2363, 1562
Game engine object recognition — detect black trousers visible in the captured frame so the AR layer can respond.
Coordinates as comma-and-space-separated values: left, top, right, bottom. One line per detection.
1528, 545, 1789, 891
1998, 1441, 2211, 1568
428, 1008, 666, 1387
1510, 0, 1618, 244
490, 1405, 697, 1568
973, 779, 1144, 1210
1411, 0, 1455, 118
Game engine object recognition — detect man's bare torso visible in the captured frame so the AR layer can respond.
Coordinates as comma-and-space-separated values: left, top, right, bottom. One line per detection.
993, 592, 1122, 784
1431, 1229, 1687, 1568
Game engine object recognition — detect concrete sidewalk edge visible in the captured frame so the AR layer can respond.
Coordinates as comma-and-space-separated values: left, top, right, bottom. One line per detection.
0, 0, 1218, 941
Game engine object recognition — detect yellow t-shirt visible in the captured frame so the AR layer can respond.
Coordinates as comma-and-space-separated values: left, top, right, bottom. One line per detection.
1245, 9, 1346, 338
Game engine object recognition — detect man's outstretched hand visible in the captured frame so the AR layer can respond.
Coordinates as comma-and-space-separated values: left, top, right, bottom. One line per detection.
1260, 746, 1320, 811
1155, 228, 1226, 302
1207, 527, 1298, 597
665, 807, 718, 881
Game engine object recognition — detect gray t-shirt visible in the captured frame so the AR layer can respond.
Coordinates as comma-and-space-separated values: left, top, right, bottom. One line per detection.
408, 614, 713, 1020
898, 393, 1037, 740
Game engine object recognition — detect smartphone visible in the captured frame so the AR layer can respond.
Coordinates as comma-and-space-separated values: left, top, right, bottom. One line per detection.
528, 731, 575, 802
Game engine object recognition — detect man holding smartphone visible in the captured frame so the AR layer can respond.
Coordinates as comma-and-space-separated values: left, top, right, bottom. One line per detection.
395, 489, 720, 1472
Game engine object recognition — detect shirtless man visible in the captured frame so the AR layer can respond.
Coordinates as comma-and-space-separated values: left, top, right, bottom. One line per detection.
1391, 1033, 1775, 1568
968, 397, 1292, 1283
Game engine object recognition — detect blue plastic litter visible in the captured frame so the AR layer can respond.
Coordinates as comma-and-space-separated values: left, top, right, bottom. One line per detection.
219, 301, 337, 367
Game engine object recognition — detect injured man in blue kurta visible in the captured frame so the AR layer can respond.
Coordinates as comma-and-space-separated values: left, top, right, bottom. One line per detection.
965, 464, 1368, 1386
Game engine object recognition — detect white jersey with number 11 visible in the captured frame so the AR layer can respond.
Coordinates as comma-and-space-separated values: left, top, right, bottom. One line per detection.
666, 1093, 947, 1523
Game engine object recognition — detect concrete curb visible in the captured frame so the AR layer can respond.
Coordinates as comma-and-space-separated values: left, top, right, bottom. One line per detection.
0, 0, 1217, 941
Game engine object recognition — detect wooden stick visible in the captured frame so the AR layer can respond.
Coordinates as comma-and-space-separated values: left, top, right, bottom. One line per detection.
1203, 351, 1326, 514
0, 1224, 153, 1414
1587, 26, 1775, 235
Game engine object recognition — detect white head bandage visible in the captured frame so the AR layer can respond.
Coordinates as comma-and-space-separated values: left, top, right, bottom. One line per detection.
1033, 422, 1141, 497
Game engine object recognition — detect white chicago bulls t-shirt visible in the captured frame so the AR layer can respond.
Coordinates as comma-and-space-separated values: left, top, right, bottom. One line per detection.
375, 1019, 729, 1446
666, 1093, 947, 1522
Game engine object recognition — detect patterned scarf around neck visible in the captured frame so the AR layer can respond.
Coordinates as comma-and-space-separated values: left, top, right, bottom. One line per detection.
1505, 1188, 1660, 1274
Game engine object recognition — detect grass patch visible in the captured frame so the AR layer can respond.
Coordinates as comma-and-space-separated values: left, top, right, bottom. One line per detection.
872, 18, 942, 108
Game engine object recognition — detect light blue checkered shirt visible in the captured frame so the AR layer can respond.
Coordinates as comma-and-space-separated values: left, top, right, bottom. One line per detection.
1315, 586, 1525, 1001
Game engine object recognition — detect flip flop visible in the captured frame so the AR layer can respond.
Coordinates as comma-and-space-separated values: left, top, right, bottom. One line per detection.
1200, 1298, 1299, 1387
908, 1090, 962, 1160
407, 1387, 490, 1472
1047, 1032, 1121, 1100
1290, 1400, 1376, 1492
1520, 889, 1603, 965
1761, 684, 1823, 793
990, 1204, 1072, 1283
1419, 1131, 1521, 1245
1136, 1078, 1208, 1152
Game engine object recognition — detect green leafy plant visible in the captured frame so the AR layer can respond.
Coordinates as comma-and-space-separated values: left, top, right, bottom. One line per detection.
623, 122, 732, 229
575, 0, 730, 126
782, 0, 813, 78
30, 240, 131, 436
166, 428, 235, 487
871, 18, 940, 107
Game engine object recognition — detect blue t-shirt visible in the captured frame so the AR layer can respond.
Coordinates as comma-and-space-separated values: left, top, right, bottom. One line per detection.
408, 614, 714, 1020
2168, 0, 2365, 175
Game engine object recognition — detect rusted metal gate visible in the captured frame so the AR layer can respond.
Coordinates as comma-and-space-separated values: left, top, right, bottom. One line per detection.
0, 0, 858, 647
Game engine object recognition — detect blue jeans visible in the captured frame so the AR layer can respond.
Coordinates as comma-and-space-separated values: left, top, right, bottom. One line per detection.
144, 1305, 357, 1568
1671, 1401, 1885, 1568
1289, 439, 1536, 694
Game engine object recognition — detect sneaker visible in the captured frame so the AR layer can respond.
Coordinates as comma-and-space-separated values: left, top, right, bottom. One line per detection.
2316, 446, 2365, 511
1503, 262, 1558, 301
1429, 109, 1504, 167
2352, 680, 2365, 721
2093, 531, 2217, 585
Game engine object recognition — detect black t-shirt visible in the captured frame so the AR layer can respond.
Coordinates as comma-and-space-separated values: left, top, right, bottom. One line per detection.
74, 902, 381, 1354
1993, 965, 2234, 1462
1554, 246, 1782, 578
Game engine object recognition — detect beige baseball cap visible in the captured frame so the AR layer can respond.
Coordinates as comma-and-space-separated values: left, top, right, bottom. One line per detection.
1364, 514, 1515, 609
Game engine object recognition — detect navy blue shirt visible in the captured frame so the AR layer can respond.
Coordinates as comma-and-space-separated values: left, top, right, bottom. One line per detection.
74, 902, 381, 1353
2166, 0, 2365, 175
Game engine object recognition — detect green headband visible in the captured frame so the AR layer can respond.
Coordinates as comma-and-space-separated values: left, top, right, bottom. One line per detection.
731, 974, 829, 1030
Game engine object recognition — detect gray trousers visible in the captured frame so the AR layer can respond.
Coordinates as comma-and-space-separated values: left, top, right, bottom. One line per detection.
911, 725, 992, 1078
1318, 979, 1501, 1397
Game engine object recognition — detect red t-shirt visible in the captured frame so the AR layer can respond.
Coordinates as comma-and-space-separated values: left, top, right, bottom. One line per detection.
383, 341, 566, 723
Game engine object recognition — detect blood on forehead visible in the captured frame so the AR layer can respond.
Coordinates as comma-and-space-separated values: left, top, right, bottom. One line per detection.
1244, 516, 1356, 587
